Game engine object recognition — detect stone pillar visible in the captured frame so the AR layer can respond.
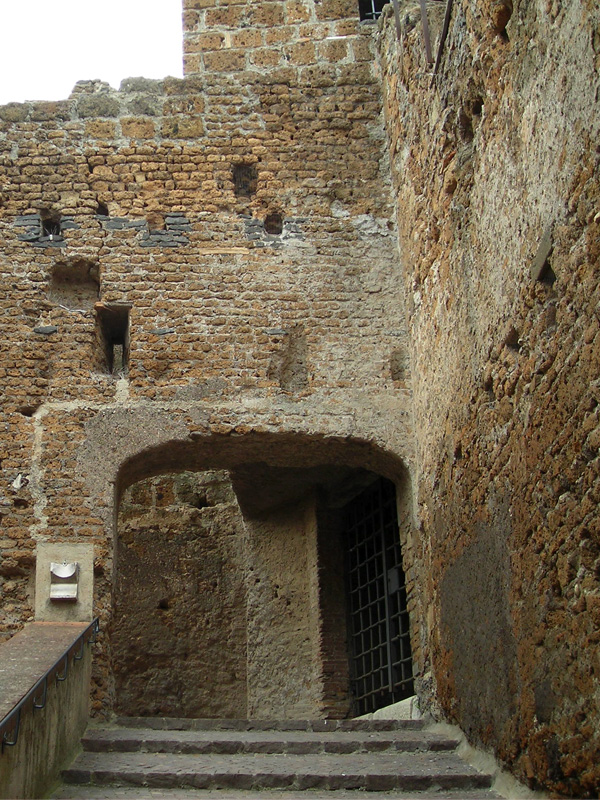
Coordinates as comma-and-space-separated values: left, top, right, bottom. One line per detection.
244, 495, 323, 718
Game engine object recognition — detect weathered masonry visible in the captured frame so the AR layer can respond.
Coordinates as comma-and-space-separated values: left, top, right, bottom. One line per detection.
0, 0, 599, 797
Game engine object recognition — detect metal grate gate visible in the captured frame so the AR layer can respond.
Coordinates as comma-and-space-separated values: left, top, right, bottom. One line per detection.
343, 477, 414, 715
358, 0, 390, 21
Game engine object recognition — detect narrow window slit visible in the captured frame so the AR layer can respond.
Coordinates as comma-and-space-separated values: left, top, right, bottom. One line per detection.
40, 210, 62, 240
96, 304, 131, 375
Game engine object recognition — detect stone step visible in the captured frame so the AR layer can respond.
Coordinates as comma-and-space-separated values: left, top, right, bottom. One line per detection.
56, 720, 501, 798
53, 788, 502, 799
82, 726, 458, 755
113, 718, 425, 732
62, 750, 494, 792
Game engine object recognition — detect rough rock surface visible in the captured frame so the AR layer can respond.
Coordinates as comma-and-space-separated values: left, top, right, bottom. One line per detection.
113, 472, 248, 718
378, 0, 600, 794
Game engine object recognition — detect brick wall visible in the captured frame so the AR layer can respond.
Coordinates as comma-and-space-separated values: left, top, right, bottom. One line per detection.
182, 0, 363, 76
0, 0, 414, 723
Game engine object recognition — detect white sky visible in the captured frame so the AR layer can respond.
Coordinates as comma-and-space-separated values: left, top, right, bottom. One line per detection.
0, 0, 184, 105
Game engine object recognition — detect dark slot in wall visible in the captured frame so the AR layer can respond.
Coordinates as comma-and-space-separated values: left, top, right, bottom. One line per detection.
96, 305, 130, 375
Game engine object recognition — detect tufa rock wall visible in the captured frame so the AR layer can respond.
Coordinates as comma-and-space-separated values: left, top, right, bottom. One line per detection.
378, 0, 600, 795
114, 471, 248, 718
0, 0, 598, 793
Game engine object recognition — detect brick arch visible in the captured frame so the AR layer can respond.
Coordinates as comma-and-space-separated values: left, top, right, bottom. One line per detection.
90, 416, 420, 719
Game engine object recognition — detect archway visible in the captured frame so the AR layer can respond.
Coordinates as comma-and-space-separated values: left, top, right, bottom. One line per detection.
107, 431, 418, 719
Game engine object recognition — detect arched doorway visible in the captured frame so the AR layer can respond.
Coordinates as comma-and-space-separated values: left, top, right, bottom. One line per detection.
108, 433, 418, 719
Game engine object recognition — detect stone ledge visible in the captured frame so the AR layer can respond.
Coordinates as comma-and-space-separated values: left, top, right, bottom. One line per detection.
0, 621, 89, 722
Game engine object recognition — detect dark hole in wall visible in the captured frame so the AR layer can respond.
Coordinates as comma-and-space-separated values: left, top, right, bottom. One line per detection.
40, 209, 62, 238
472, 97, 484, 116
493, 0, 513, 34
538, 261, 557, 287
190, 493, 209, 509
358, 0, 389, 21
264, 212, 283, 235
176, 480, 213, 509
96, 202, 109, 216
233, 163, 258, 198
96, 304, 130, 375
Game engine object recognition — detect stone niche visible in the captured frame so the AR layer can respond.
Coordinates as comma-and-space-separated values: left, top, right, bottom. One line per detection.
112, 470, 248, 718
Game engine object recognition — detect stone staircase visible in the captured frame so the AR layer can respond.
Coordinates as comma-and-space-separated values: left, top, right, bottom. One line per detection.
52, 719, 501, 799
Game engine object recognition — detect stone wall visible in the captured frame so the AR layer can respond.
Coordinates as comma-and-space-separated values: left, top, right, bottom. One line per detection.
182, 0, 364, 76
0, 0, 414, 706
378, 0, 600, 794
1, 0, 597, 792
113, 471, 248, 717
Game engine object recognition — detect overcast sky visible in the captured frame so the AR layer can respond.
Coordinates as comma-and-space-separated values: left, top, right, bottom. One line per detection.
0, 0, 184, 105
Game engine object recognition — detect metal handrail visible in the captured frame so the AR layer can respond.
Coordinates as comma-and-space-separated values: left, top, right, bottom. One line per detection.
419, 0, 434, 65
0, 618, 99, 753
430, 0, 454, 86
